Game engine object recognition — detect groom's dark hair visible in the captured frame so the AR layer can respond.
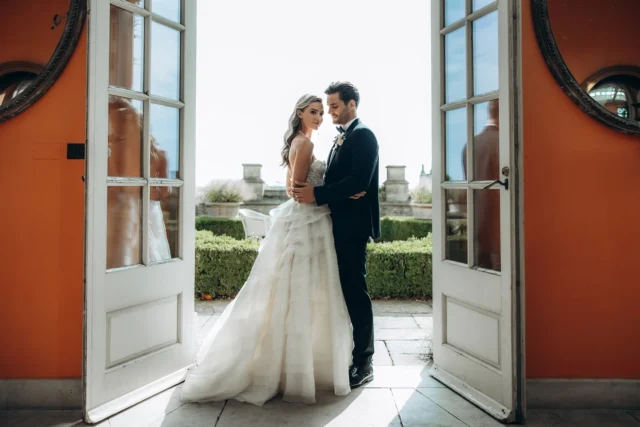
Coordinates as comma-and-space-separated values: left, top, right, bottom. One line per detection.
325, 81, 360, 108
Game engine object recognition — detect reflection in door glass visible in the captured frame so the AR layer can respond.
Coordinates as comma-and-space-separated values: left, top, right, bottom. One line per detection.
150, 103, 180, 179
445, 189, 468, 264
473, 100, 499, 182
473, 0, 494, 12
107, 186, 142, 270
445, 108, 467, 182
473, 11, 499, 96
474, 189, 501, 271
109, 5, 144, 93
445, 27, 466, 103
150, 187, 180, 262
108, 96, 143, 178
444, 0, 465, 26
151, 22, 181, 100
153, 0, 181, 23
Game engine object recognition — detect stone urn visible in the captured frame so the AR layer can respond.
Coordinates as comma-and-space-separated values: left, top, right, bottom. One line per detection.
411, 203, 433, 219
204, 202, 240, 218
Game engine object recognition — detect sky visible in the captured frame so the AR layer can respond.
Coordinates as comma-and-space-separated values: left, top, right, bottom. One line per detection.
194, 0, 432, 189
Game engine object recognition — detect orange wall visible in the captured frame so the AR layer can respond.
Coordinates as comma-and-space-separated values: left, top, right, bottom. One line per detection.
547, 0, 639, 83
0, 0, 71, 66
523, 2, 640, 378
0, 29, 86, 378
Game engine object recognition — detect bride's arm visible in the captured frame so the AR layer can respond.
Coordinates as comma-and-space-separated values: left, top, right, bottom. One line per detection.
290, 137, 314, 191
285, 169, 293, 198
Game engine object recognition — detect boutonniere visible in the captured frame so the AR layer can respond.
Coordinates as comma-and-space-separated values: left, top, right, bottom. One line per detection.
334, 133, 346, 146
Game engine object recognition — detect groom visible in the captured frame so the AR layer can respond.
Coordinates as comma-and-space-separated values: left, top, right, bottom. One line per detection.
293, 81, 380, 388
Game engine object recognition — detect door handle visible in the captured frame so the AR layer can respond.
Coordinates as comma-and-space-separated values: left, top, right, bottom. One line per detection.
484, 178, 509, 190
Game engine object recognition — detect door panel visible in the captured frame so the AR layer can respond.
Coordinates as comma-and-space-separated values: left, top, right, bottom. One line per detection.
430, 0, 520, 421
84, 0, 197, 422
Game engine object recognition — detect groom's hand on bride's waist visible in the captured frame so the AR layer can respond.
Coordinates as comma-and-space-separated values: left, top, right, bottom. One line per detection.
292, 181, 316, 203
293, 181, 366, 203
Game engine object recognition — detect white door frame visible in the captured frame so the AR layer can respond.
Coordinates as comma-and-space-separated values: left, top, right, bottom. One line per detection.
429, 0, 525, 422
83, 0, 197, 423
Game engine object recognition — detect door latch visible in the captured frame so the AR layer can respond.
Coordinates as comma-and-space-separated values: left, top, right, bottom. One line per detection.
484, 178, 509, 190
484, 166, 510, 190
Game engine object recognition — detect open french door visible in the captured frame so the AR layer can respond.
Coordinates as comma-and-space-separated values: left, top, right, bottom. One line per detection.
430, 0, 523, 422
84, 0, 197, 423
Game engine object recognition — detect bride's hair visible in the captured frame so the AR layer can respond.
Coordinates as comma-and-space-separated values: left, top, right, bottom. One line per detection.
281, 94, 322, 168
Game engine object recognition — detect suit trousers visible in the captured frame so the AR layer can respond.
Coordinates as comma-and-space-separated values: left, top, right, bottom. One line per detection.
334, 236, 374, 367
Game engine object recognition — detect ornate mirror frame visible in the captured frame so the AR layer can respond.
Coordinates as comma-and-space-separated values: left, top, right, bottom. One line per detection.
531, 0, 640, 136
0, 0, 87, 123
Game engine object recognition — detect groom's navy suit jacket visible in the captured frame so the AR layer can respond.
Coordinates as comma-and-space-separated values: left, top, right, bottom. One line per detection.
314, 119, 381, 240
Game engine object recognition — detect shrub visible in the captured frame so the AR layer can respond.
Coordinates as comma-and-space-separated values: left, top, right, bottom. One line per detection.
367, 237, 432, 299
411, 186, 432, 204
195, 231, 259, 297
194, 231, 432, 299
195, 216, 245, 240
203, 181, 243, 203
377, 217, 432, 242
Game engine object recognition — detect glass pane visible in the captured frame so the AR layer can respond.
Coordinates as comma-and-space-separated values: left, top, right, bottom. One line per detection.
473, 0, 494, 11
445, 27, 466, 103
472, 11, 499, 96
473, 100, 499, 181
445, 189, 468, 264
150, 104, 180, 179
108, 96, 143, 178
109, 6, 144, 92
151, 22, 181, 100
445, 108, 467, 182
444, 0, 465, 26
150, 187, 180, 262
107, 186, 142, 269
474, 189, 500, 271
153, 0, 181, 22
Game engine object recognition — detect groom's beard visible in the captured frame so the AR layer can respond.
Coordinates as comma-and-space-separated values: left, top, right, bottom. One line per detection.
336, 110, 354, 126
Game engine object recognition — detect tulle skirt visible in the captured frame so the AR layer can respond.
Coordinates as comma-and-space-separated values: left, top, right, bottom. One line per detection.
181, 200, 352, 406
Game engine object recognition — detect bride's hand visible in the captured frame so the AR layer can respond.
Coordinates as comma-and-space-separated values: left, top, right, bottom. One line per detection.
350, 191, 366, 200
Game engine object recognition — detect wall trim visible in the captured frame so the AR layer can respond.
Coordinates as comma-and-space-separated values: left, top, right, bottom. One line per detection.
528, 379, 640, 409
0, 379, 81, 410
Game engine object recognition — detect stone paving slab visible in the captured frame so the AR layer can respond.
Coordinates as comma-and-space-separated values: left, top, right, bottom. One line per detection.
375, 328, 430, 341
391, 354, 431, 366
417, 387, 504, 427
373, 315, 420, 329
214, 388, 401, 427
373, 341, 393, 366
386, 340, 428, 355
365, 366, 443, 389
412, 314, 433, 330
392, 388, 467, 426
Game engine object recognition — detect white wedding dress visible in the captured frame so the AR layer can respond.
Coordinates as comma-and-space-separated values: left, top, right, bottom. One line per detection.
181, 160, 352, 406
148, 200, 172, 262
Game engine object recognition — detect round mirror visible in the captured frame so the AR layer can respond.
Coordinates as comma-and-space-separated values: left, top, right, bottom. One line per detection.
0, 0, 86, 123
531, 0, 640, 136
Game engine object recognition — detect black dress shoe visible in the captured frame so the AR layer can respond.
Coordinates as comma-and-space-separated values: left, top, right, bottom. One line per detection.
349, 363, 374, 388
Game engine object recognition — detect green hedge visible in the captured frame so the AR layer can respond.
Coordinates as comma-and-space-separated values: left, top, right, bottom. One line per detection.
195, 231, 259, 297
195, 216, 245, 240
196, 215, 431, 243
377, 217, 432, 242
195, 230, 432, 299
367, 237, 432, 299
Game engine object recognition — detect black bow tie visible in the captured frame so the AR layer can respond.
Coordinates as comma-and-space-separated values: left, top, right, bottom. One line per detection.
336, 126, 345, 133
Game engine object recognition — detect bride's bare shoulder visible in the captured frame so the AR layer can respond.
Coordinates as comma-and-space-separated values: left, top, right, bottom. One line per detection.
291, 134, 314, 150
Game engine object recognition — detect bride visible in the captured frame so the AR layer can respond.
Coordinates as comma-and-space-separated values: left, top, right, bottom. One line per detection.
181, 95, 355, 406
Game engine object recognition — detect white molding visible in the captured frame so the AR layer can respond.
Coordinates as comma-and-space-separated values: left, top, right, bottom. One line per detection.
527, 379, 640, 409
0, 379, 82, 410
430, 364, 512, 421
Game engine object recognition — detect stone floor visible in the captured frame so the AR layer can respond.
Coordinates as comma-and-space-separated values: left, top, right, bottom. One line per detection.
2, 300, 639, 427
195, 299, 435, 368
